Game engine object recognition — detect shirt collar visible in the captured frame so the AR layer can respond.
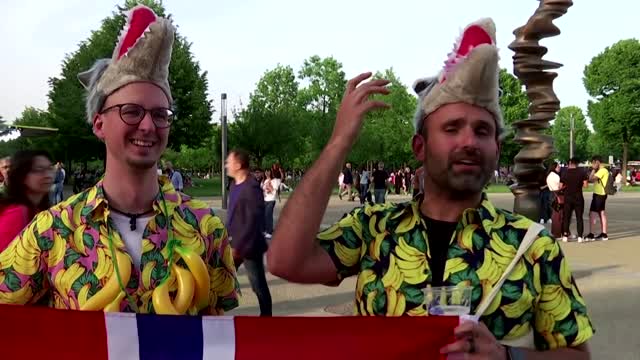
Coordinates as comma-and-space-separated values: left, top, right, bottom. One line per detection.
413, 193, 501, 236
86, 175, 183, 221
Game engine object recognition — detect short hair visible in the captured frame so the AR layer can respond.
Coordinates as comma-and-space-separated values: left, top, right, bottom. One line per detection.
591, 155, 603, 163
230, 149, 250, 170
569, 158, 580, 165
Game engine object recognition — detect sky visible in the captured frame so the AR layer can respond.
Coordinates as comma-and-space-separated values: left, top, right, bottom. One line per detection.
0, 0, 637, 125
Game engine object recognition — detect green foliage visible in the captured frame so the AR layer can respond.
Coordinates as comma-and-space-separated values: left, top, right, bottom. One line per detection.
584, 39, 640, 178
46, 0, 213, 166
498, 69, 529, 166
551, 106, 591, 163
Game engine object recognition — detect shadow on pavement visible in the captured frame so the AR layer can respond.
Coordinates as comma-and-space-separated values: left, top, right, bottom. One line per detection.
573, 265, 620, 280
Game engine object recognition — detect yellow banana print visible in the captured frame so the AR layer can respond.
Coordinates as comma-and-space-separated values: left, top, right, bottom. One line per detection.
175, 247, 210, 311
559, 258, 573, 289
385, 287, 397, 316
574, 314, 594, 345
539, 285, 571, 321
490, 232, 516, 257
393, 292, 406, 316
535, 307, 556, 334
504, 322, 531, 340
78, 283, 91, 306
533, 263, 542, 293
476, 249, 501, 284
407, 305, 427, 316
81, 251, 131, 311
317, 224, 341, 240
366, 290, 377, 315
334, 242, 360, 267
36, 211, 54, 234
370, 232, 385, 261
73, 202, 83, 227
459, 224, 477, 252
381, 254, 404, 290
528, 236, 554, 262
501, 283, 534, 318
210, 267, 236, 297
351, 217, 363, 240
47, 232, 66, 268
0, 240, 18, 269
0, 283, 33, 304
509, 217, 532, 230
142, 261, 156, 289
172, 265, 195, 314
395, 213, 416, 234
507, 259, 527, 281
368, 215, 378, 237
356, 269, 376, 299
444, 257, 468, 281
479, 280, 502, 316
73, 225, 88, 256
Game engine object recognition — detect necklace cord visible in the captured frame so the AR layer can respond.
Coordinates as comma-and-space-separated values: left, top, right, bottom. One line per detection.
105, 188, 176, 312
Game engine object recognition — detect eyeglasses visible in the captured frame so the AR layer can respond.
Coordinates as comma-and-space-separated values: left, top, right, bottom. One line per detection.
100, 103, 174, 128
31, 166, 54, 175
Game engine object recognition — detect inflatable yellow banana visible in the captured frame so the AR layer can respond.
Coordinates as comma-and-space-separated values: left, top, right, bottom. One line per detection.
81, 251, 132, 311
175, 247, 210, 311
172, 264, 195, 313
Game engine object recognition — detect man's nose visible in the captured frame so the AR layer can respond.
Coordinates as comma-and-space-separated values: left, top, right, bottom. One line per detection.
137, 112, 157, 132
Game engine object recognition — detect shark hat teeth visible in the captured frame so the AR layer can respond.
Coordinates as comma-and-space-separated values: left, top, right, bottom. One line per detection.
412, 18, 503, 135
113, 5, 157, 60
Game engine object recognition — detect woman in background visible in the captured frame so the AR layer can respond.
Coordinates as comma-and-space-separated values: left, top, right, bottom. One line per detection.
0, 150, 53, 251
262, 169, 277, 239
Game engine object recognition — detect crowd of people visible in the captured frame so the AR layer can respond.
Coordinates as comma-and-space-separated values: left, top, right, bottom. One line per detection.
0, 8, 596, 358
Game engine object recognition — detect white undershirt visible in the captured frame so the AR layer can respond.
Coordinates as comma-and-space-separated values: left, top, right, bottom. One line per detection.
110, 212, 153, 270
546, 172, 561, 191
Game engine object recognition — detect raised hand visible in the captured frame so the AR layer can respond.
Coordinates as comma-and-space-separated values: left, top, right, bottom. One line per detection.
330, 72, 390, 149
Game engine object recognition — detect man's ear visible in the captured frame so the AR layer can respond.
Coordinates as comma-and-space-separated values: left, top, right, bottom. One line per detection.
412, 134, 426, 163
93, 114, 105, 141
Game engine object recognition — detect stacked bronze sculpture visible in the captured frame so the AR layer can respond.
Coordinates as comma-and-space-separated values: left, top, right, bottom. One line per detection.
508, 0, 573, 220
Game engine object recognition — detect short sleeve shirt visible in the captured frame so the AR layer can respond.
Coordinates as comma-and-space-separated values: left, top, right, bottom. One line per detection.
0, 176, 240, 315
593, 168, 609, 195
317, 195, 595, 350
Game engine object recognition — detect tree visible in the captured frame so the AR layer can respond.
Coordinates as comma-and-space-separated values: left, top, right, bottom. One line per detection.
584, 39, 640, 183
229, 65, 303, 168
298, 56, 347, 159
46, 0, 213, 166
498, 69, 530, 166
550, 106, 591, 163
350, 69, 416, 168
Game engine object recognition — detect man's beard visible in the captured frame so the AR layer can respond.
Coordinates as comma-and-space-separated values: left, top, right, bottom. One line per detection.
426, 149, 494, 199
126, 157, 158, 170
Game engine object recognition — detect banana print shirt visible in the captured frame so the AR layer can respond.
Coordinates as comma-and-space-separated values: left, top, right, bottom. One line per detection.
0, 176, 239, 315
318, 195, 595, 350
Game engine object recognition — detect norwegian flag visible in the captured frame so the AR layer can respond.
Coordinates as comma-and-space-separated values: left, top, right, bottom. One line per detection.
0, 305, 470, 359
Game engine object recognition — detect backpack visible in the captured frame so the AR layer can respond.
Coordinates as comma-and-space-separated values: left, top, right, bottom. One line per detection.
602, 170, 617, 196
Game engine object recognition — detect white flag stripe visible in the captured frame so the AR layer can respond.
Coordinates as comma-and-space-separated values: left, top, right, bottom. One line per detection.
105, 313, 141, 360
202, 316, 236, 360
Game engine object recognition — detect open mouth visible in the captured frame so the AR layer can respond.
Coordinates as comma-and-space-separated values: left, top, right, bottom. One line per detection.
130, 139, 155, 148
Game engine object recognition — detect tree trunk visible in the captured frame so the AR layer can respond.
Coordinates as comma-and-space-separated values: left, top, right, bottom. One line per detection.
622, 141, 629, 185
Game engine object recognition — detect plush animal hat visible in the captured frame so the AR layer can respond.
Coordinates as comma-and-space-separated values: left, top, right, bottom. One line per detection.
412, 18, 503, 136
78, 5, 175, 124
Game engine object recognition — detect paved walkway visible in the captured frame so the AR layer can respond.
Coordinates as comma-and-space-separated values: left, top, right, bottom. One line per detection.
208, 192, 640, 359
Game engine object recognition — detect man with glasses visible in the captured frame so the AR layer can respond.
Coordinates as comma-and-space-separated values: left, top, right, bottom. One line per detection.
0, 5, 239, 315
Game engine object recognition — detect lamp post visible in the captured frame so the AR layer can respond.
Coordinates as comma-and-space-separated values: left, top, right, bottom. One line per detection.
569, 112, 575, 159
221, 93, 228, 209
508, 0, 573, 220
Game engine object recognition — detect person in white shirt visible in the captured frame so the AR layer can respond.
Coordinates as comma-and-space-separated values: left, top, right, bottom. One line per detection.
546, 162, 563, 238
262, 169, 278, 238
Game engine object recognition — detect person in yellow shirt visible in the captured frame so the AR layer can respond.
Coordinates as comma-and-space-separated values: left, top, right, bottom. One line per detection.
586, 156, 609, 241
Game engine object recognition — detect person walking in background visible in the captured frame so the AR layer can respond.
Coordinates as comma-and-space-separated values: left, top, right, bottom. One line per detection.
262, 169, 277, 239
412, 166, 425, 197
0, 150, 53, 251
546, 162, 563, 238
586, 155, 609, 241
339, 162, 354, 201
164, 161, 183, 192
359, 165, 371, 205
372, 162, 388, 204
538, 163, 552, 224
49, 161, 65, 204
226, 149, 272, 316
560, 158, 588, 243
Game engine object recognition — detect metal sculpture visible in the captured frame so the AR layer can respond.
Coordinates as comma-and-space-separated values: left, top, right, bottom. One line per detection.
508, 0, 573, 220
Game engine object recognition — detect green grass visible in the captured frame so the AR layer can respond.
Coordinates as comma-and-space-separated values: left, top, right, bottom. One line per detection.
183, 176, 640, 198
